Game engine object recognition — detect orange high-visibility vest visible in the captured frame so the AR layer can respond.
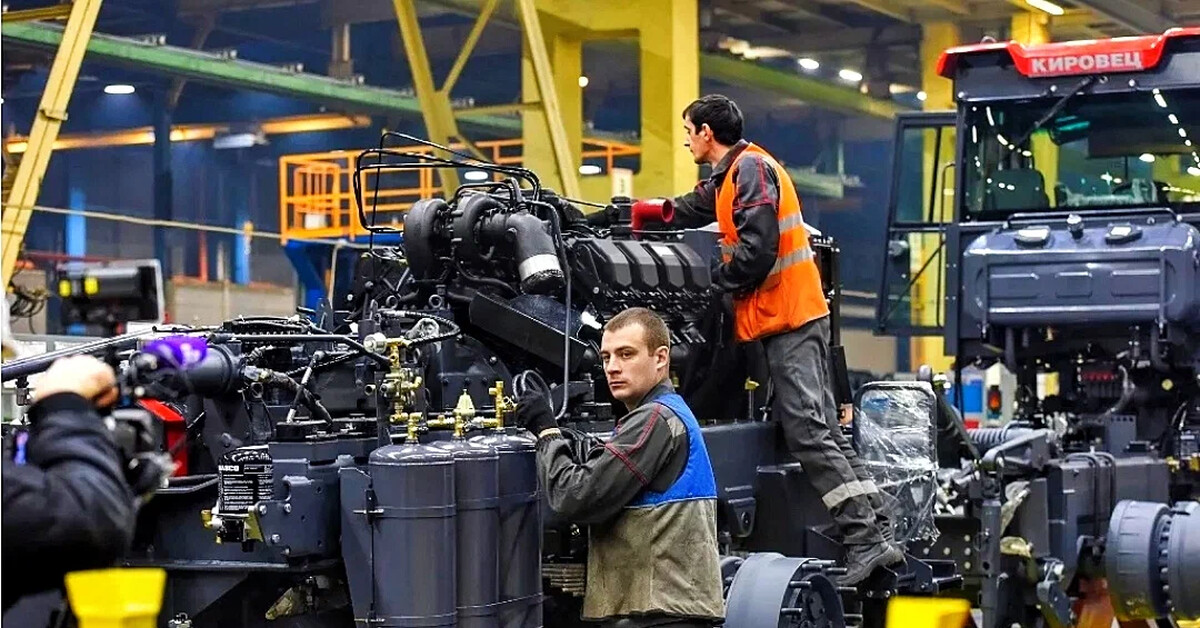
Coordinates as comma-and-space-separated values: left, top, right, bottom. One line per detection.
716, 143, 830, 342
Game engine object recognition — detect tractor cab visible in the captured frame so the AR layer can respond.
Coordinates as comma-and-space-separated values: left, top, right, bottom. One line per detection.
878, 27, 1200, 344
875, 29, 1200, 459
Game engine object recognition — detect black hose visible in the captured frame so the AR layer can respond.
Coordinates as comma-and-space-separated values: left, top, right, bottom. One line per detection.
378, 309, 461, 346
284, 351, 358, 377
540, 201, 573, 421
455, 261, 520, 297
1099, 365, 1135, 420
259, 368, 333, 426
500, 212, 565, 295
225, 334, 389, 368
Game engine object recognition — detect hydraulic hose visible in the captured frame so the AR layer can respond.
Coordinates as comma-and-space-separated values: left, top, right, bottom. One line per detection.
256, 368, 333, 426
503, 212, 565, 295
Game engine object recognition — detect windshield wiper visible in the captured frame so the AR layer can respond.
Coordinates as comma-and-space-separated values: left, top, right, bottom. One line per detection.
1006, 75, 1097, 154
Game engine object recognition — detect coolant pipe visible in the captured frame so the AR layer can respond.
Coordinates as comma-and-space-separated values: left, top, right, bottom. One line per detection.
1100, 366, 1135, 419
1150, 331, 1170, 372
499, 212, 564, 295
1004, 328, 1018, 374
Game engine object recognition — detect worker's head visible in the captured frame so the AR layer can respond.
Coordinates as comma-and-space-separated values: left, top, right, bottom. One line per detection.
600, 307, 671, 408
682, 94, 744, 166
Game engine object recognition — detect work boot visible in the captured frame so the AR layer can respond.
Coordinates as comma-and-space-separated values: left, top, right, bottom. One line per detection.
838, 542, 905, 587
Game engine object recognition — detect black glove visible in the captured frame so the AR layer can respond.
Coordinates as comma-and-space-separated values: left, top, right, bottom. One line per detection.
515, 391, 557, 436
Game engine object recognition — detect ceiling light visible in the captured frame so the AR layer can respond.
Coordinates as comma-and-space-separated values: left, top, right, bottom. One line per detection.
104, 84, 135, 95
1140, 153, 1156, 163
1180, 127, 1188, 138
578, 75, 589, 88
464, 171, 489, 181
997, 134, 1010, 147
1170, 113, 1180, 125
1156, 93, 1168, 108
797, 58, 819, 71
1113, 177, 1124, 184
1024, 0, 1064, 15
1189, 166, 1200, 177
917, 91, 928, 102
1186, 139, 1193, 147
838, 68, 863, 82
579, 164, 601, 175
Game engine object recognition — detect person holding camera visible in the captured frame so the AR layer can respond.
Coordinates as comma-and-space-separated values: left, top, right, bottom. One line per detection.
1, 348, 137, 611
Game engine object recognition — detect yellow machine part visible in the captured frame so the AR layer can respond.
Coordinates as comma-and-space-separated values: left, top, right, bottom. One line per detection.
886, 596, 971, 628
64, 568, 166, 628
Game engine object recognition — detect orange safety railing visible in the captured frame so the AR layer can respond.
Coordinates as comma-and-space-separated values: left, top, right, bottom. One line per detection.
279, 138, 639, 242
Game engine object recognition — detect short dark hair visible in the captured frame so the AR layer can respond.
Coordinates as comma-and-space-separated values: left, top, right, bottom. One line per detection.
683, 94, 744, 146
604, 307, 670, 353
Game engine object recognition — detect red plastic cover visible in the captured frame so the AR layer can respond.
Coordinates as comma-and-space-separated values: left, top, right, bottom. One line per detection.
937, 27, 1200, 79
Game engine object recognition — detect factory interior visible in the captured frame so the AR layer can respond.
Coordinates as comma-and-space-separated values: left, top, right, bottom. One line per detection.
3, 0, 1200, 627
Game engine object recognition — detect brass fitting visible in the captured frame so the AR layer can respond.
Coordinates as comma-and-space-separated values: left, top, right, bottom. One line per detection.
489, 380, 515, 429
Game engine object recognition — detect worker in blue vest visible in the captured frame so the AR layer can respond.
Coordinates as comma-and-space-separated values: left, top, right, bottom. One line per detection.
515, 307, 725, 628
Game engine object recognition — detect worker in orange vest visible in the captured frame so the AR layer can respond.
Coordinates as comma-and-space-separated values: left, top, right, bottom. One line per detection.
630, 94, 904, 586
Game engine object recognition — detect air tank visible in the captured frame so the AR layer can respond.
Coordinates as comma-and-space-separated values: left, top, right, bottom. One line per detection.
369, 442, 457, 627
432, 437, 501, 628
472, 428, 543, 628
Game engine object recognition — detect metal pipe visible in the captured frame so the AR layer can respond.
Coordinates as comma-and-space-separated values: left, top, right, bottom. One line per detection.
1, 328, 160, 381
223, 333, 389, 368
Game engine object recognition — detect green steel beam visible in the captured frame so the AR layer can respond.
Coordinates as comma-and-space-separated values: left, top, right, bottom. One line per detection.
1, 21, 522, 134
700, 53, 911, 120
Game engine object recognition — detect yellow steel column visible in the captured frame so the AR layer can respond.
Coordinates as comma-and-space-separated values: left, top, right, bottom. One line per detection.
1012, 12, 1057, 196
519, 0, 697, 203
521, 21, 582, 196
516, 0, 581, 199
912, 21, 960, 374
1, 0, 104, 288
394, 0, 472, 192
635, 0, 699, 199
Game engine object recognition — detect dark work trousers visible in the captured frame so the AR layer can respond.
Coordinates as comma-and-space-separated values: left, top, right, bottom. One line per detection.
763, 315, 886, 546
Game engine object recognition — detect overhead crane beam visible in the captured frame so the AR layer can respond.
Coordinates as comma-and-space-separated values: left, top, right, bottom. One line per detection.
0, 21, 522, 134
1, 0, 104, 289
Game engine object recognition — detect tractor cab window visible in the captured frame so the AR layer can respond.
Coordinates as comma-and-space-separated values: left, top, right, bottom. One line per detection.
962, 87, 1200, 219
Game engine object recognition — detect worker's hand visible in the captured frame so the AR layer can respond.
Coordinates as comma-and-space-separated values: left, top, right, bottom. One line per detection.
32, 355, 118, 408
630, 198, 675, 231
515, 390, 557, 437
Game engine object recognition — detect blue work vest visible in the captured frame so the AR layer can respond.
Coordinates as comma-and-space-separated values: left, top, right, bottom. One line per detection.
627, 392, 718, 507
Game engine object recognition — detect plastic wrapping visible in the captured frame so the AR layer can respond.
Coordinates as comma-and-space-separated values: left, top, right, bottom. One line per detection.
853, 383, 940, 545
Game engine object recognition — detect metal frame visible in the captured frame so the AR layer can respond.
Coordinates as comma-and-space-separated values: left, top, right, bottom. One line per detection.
390, 0, 580, 198
1, 0, 105, 289
874, 110, 957, 338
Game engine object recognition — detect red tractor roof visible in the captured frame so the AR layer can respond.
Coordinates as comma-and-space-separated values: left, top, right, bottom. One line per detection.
937, 27, 1200, 80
